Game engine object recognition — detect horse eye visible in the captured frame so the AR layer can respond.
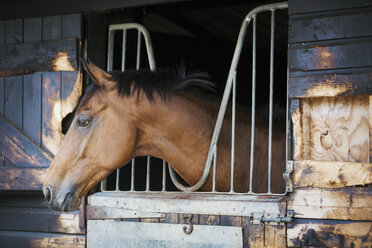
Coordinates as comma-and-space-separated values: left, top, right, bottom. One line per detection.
76, 117, 91, 128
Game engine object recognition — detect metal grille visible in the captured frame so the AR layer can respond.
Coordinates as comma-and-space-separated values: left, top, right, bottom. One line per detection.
101, 2, 291, 195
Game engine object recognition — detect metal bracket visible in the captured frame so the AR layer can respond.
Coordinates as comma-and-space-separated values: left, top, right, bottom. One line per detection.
283, 160, 294, 192
250, 210, 294, 230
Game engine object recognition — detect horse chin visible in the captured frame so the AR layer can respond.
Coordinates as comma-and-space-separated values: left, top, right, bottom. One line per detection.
49, 192, 81, 212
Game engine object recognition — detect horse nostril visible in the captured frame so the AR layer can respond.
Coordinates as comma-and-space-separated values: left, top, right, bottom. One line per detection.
44, 186, 52, 203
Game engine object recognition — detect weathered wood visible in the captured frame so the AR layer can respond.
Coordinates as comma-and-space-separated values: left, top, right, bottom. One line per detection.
5, 19, 22, 44
292, 160, 372, 188
288, 68, 372, 98
220, 216, 242, 227
86, 205, 164, 220
61, 71, 82, 120
24, 17, 42, 42
370, 96, 372, 163
0, 231, 85, 248
289, 0, 372, 15
0, 191, 48, 208
289, 10, 372, 43
62, 14, 81, 39
296, 96, 369, 163
0, 167, 47, 190
291, 100, 301, 160
42, 72, 62, 155
199, 215, 220, 225
0, 206, 84, 234
0, 39, 78, 76
287, 219, 372, 247
43, 15, 61, 40
23, 73, 42, 144
289, 39, 372, 72
264, 225, 286, 248
288, 187, 372, 221
0, 115, 52, 168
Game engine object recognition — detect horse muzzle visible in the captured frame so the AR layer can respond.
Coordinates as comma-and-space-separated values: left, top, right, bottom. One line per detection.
43, 185, 81, 212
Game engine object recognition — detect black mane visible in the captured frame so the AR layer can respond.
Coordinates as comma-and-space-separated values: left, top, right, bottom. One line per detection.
79, 67, 215, 108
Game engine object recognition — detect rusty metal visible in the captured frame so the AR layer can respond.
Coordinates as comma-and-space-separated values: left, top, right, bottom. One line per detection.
250, 210, 294, 230
183, 214, 194, 234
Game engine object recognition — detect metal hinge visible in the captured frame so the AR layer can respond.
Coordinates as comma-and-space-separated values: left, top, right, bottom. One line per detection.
283, 160, 294, 192
250, 210, 294, 231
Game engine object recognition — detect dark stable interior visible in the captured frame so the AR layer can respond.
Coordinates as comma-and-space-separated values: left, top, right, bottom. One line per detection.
80, 0, 288, 192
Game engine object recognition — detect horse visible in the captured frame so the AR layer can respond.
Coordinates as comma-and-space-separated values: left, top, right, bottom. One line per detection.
43, 60, 286, 212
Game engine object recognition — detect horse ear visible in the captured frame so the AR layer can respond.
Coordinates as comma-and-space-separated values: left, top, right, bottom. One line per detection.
80, 58, 116, 90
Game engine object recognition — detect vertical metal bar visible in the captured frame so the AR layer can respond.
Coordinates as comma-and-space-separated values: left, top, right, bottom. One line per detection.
146, 156, 151, 191
230, 72, 237, 193
115, 169, 120, 191
249, 15, 257, 194
136, 30, 141, 70
212, 145, 217, 192
121, 30, 127, 71
107, 30, 114, 71
267, 10, 275, 194
100, 179, 107, 192
162, 160, 166, 191
130, 159, 135, 191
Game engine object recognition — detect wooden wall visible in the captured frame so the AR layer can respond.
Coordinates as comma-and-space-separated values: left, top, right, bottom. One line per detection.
287, 0, 372, 247
0, 14, 84, 248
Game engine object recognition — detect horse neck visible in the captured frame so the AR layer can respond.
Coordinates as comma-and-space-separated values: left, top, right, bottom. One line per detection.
132, 92, 216, 185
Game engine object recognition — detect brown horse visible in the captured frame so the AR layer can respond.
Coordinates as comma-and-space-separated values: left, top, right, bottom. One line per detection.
43, 61, 286, 212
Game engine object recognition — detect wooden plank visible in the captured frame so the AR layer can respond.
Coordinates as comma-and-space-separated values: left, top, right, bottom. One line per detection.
0, 191, 48, 208
5, 19, 22, 44
199, 215, 220, 225
220, 216, 242, 226
42, 72, 62, 155
0, 167, 47, 190
0, 21, 4, 44
299, 96, 369, 163
86, 205, 164, 220
0, 39, 78, 76
288, 187, 372, 220
289, 0, 372, 15
0, 231, 85, 248
292, 160, 372, 188
61, 71, 82, 120
289, 10, 372, 43
62, 14, 81, 39
370, 96, 372, 163
24, 17, 42, 42
87, 220, 243, 248
289, 38, 372, 71
264, 225, 286, 248
0, 206, 84, 234
43, 15, 61, 40
291, 100, 301, 160
289, 68, 372, 98
287, 219, 372, 247
0, 115, 52, 168
4, 76, 22, 128
23, 73, 42, 144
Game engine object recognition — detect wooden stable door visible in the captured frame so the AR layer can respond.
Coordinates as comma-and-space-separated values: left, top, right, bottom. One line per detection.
0, 15, 85, 247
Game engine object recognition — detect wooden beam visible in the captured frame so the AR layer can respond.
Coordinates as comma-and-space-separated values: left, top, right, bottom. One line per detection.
0, 206, 85, 234
288, 187, 372, 221
0, 39, 78, 77
0, 115, 52, 168
0, 168, 47, 190
287, 219, 372, 247
0, 231, 85, 248
292, 160, 372, 188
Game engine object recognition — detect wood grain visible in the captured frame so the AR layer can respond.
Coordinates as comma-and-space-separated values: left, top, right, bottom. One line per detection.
0, 39, 78, 76
288, 187, 372, 220
287, 219, 372, 247
0, 115, 52, 168
297, 96, 369, 163
0, 231, 85, 248
0, 167, 47, 190
292, 160, 372, 188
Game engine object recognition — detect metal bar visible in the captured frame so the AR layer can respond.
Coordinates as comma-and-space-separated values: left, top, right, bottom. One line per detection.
130, 159, 135, 191
136, 30, 141, 70
167, 1, 288, 193
212, 145, 217, 192
267, 9, 275, 194
230, 72, 237, 193
146, 156, 151, 191
115, 169, 120, 191
249, 15, 257, 194
121, 30, 127, 71
162, 160, 166, 191
107, 30, 114, 71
